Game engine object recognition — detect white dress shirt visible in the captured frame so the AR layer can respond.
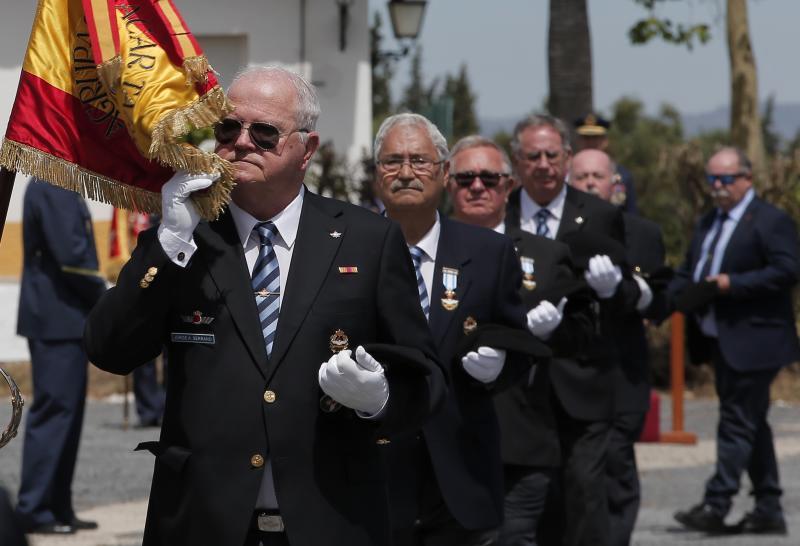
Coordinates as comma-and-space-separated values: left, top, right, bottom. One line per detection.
519, 184, 567, 239
228, 187, 304, 307
411, 212, 441, 303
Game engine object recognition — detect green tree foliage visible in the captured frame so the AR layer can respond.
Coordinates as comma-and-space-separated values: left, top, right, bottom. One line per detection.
371, 13, 394, 133
628, 0, 711, 50
400, 47, 437, 113
441, 64, 480, 141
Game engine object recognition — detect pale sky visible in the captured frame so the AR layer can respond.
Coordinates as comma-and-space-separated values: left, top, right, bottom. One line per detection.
369, 0, 800, 120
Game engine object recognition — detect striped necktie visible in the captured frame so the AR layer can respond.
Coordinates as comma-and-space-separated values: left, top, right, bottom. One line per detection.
535, 208, 552, 238
252, 222, 281, 358
409, 245, 430, 320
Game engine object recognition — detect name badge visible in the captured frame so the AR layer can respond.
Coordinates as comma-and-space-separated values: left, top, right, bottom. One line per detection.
171, 332, 216, 345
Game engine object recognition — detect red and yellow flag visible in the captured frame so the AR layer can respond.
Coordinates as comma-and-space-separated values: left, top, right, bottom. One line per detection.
0, 0, 234, 219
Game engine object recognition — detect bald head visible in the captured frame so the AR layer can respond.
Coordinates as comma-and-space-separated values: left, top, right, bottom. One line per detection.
570, 149, 615, 201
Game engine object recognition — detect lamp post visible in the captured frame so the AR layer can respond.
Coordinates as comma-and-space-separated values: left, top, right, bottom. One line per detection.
380, 0, 428, 60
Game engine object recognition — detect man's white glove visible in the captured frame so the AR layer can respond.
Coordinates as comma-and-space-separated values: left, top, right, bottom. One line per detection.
461, 346, 507, 384
584, 254, 623, 299
318, 346, 389, 416
632, 274, 653, 312
527, 297, 568, 340
158, 170, 219, 242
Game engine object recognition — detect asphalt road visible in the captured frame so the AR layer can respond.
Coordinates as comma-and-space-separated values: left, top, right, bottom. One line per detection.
0, 394, 798, 545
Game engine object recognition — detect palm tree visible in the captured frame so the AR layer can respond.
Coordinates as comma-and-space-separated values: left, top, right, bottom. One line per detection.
548, 0, 593, 129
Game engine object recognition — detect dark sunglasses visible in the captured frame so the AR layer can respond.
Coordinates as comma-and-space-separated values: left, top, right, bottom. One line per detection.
705, 173, 746, 186
214, 118, 308, 151
451, 171, 509, 188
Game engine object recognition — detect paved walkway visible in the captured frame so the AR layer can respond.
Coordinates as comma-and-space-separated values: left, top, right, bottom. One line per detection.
1, 395, 798, 545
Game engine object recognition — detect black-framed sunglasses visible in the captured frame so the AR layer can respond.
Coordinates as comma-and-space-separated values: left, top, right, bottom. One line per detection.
450, 171, 509, 188
214, 118, 308, 151
706, 173, 746, 186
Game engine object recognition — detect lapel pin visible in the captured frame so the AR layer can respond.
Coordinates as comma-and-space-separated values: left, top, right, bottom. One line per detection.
338, 266, 358, 274
463, 316, 478, 335
329, 230, 342, 238
575, 216, 584, 225
441, 267, 460, 311
520, 256, 537, 291
181, 310, 215, 324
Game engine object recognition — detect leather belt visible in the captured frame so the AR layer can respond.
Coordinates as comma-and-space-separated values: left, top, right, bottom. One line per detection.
254, 512, 285, 533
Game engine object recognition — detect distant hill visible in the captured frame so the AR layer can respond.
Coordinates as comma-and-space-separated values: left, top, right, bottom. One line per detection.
479, 102, 800, 142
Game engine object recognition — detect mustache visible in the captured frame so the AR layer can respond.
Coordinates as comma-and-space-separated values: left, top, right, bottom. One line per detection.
390, 179, 425, 192
711, 188, 731, 199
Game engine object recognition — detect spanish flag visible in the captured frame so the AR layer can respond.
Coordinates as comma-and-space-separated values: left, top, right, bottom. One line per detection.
0, 0, 234, 219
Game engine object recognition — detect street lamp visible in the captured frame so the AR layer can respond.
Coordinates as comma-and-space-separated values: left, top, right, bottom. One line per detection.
387, 1, 428, 40
379, 1, 428, 60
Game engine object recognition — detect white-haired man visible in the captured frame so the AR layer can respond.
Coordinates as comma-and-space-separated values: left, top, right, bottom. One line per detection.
374, 114, 545, 546
85, 67, 446, 546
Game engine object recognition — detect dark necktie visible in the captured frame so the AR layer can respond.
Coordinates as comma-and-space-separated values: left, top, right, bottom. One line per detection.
252, 222, 281, 358
409, 246, 430, 320
698, 212, 729, 281
535, 208, 552, 238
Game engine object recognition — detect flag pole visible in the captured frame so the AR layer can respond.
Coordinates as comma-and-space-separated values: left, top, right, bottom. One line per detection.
0, 167, 16, 243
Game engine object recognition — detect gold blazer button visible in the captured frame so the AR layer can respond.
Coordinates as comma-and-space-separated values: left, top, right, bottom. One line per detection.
251, 454, 265, 468
263, 390, 276, 404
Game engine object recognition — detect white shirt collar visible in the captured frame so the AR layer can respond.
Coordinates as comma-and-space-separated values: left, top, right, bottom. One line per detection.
493, 220, 506, 234
228, 186, 305, 249
520, 183, 567, 222
721, 187, 755, 223
412, 211, 441, 262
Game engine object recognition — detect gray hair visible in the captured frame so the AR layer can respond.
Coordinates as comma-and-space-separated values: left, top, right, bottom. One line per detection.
510, 113, 572, 154
373, 113, 449, 162
449, 135, 512, 173
231, 65, 320, 131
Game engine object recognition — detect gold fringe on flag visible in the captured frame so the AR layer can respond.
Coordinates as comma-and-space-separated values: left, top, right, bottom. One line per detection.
96, 54, 122, 94
182, 56, 211, 86
0, 139, 161, 213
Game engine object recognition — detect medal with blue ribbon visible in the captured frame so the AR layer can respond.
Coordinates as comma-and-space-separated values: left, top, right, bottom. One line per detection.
521, 256, 537, 291
441, 267, 460, 311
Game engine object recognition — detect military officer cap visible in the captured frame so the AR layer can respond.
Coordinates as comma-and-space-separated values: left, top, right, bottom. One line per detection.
574, 113, 611, 136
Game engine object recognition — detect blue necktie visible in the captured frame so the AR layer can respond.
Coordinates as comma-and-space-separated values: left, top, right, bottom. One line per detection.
252, 222, 281, 358
535, 208, 551, 238
409, 246, 430, 320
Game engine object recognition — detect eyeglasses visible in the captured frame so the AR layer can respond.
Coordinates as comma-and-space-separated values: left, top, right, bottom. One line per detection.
450, 171, 509, 188
518, 150, 562, 164
214, 118, 308, 151
377, 156, 444, 175
706, 173, 746, 186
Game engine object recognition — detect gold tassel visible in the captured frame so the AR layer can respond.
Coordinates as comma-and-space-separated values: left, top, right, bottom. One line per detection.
96, 55, 122, 94
0, 139, 161, 214
182, 56, 211, 86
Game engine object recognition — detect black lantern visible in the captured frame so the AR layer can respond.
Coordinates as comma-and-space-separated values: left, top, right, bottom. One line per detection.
387, 0, 428, 40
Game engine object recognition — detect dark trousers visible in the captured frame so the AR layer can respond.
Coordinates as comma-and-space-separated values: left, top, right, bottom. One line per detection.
540, 397, 611, 546
497, 466, 555, 546
703, 349, 782, 518
133, 358, 165, 425
392, 443, 498, 546
16, 339, 87, 527
606, 412, 646, 546
1, 486, 27, 546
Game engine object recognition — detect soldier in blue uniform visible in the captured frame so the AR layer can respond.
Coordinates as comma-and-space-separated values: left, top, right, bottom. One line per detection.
15, 178, 106, 534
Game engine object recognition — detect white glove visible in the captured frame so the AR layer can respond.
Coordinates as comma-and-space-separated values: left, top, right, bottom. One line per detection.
159, 170, 219, 241
461, 346, 507, 384
318, 346, 389, 416
527, 297, 567, 340
633, 274, 653, 312
584, 254, 623, 299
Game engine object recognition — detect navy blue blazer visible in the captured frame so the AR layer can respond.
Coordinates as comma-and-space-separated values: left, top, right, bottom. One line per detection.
385, 217, 530, 531
17, 180, 105, 341
669, 196, 800, 371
